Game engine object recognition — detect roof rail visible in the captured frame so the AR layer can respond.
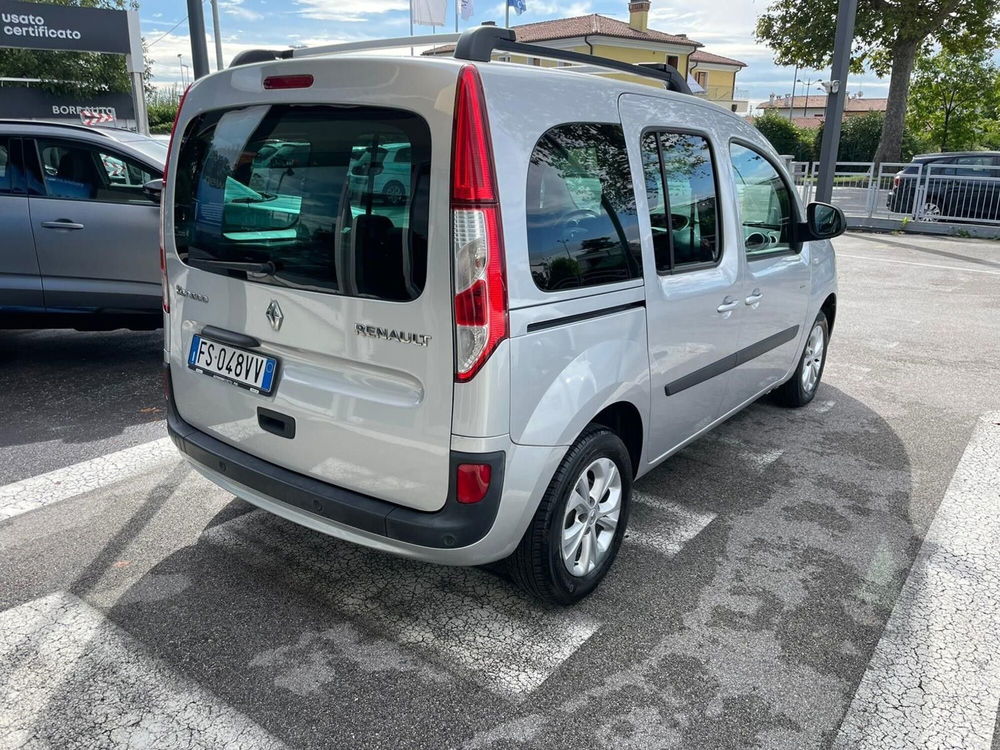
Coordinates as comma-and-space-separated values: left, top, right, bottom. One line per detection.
229, 25, 692, 95
454, 27, 691, 94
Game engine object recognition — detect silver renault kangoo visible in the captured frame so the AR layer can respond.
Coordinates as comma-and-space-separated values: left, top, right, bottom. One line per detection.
163, 27, 843, 604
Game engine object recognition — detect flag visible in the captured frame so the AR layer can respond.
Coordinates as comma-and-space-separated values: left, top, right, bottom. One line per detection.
507, 0, 525, 15
460, 0, 474, 20
413, 0, 447, 26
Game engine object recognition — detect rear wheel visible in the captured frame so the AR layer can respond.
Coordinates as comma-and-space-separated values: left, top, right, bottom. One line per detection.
382, 180, 406, 205
507, 426, 632, 605
918, 197, 942, 222
774, 312, 829, 408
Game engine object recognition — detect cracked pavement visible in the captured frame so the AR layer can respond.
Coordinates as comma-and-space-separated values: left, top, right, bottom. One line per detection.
0, 232, 998, 749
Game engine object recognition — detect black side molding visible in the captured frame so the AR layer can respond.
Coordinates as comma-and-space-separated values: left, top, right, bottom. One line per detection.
526, 300, 645, 333
665, 325, 799, 396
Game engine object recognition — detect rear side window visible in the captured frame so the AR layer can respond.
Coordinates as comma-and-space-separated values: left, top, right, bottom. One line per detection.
173, 105, 430, 302
640, 131, 720, 273
526, 123, 642, 292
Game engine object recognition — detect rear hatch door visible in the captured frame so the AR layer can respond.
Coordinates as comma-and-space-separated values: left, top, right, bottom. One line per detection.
165, 61, 456, 512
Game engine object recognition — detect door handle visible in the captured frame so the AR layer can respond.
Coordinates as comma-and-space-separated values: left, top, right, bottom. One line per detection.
41, 220, 85, 231
745, 289, 763, 306
717, 296, 739, 313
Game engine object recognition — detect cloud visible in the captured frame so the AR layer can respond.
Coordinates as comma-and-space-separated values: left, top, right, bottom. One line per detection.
220, 0, 263, 21
294, 0, 410, 22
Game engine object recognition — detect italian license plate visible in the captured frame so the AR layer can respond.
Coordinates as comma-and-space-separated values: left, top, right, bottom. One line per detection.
187, 334, 278, 395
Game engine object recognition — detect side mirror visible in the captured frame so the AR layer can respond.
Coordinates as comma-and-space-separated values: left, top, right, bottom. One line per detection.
143, 178, 164, 205
803, 201, 846, 241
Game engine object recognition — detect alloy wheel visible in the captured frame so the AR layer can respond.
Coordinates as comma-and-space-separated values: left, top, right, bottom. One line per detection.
561, 457, 622, 577
800, 323, 825, 394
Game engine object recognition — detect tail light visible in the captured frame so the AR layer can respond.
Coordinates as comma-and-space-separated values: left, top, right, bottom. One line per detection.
456, 463, 492, 504
451, 65, 507, 382
160, 85, 190, 315
893, 174, 900, 189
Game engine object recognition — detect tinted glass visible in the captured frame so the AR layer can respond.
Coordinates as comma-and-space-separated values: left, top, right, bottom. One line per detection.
729, 143, 794, 256
641, 131, 720, 273
0, 137, 12, 194
34, 138, 158, 203
173, 105, 430, 302
526, 123, 641, 292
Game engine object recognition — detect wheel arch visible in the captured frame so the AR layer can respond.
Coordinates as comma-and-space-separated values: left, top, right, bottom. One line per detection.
820, 293, 837, 334
588, 401, 644, 477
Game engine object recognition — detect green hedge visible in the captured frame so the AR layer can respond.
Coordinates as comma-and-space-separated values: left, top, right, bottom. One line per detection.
147, 102, 179, 135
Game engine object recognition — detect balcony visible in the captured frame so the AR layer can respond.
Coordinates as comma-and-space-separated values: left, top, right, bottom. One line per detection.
694, 86, 750, 115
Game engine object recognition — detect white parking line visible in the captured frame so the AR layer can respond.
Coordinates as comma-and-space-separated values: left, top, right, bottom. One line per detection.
837, 253, 1000, 276
202, 511, 600, 699
833, 413, 1000, 750
629, 492, 717, 556
0, 438, 178, 522
0, 592, 287, 749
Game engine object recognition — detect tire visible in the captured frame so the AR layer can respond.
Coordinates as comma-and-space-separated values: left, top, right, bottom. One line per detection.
382, 180, 406, 205
774, 311, 829, 408
507, 426, 633, 605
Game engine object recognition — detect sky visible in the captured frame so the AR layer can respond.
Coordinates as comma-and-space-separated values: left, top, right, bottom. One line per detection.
139, 0, 893, 109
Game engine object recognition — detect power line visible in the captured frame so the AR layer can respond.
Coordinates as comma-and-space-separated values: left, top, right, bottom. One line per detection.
147, 0, 211, 49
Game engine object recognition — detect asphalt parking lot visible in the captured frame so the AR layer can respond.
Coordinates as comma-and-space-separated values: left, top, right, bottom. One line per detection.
1, 231, 998, 749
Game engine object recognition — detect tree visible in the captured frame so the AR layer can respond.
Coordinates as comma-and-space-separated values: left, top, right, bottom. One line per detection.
755, 0, 1000, 164
813, 111, 926, 161
753, 112, 815, 160
907, 49, 1000, 152
0, 0, 144, 97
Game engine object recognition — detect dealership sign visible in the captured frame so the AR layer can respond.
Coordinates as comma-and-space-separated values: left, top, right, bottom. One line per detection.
0, 0, 130, 54
0, 86, 134, 121
0, 1, 147, 133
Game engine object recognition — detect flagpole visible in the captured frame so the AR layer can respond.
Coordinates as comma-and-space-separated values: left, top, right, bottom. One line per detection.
409, 0, 414, 56
455, 0, 458, 32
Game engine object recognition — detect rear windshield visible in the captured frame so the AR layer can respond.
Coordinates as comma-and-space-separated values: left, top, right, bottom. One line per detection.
173, 105, 431, 302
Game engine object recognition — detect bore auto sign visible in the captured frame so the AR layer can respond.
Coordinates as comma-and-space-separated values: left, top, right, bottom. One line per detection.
0, 0, 130, 54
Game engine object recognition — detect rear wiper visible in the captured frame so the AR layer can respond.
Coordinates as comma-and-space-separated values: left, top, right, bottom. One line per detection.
188, 258, 277, 275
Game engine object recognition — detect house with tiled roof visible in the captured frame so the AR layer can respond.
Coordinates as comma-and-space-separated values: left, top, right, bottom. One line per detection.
758, 93, 888, 124
423, 2, 750, 114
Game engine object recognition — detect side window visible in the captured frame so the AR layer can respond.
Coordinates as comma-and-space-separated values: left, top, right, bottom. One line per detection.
526, 123, 642, 292
729, 143, 794, 257
953, 155, 994, 176
640, 131, 720, 274
0, 137, 13, 194
34, 138, 157, 203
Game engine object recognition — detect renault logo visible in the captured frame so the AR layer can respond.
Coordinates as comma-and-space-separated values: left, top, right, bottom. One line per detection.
265, 300, 283, 331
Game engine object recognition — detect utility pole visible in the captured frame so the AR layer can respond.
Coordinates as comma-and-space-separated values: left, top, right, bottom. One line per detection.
815, 0, 858, 203
187, 0, 211, 79
788, 65, 798, 122
210, 0, 224, 71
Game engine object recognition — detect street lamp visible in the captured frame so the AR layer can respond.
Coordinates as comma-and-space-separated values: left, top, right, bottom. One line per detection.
796, 78, 821, 117
177, 54, 186, 87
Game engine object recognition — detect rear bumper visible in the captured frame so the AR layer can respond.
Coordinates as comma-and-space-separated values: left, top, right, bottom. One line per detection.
167, 391, 506, 553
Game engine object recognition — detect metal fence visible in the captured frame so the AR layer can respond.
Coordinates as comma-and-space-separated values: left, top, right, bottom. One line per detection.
789, 161, 1000, 226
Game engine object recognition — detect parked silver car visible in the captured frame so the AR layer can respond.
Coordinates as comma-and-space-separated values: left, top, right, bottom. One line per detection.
0, 120, 164, 330
163, 28, 843, 603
